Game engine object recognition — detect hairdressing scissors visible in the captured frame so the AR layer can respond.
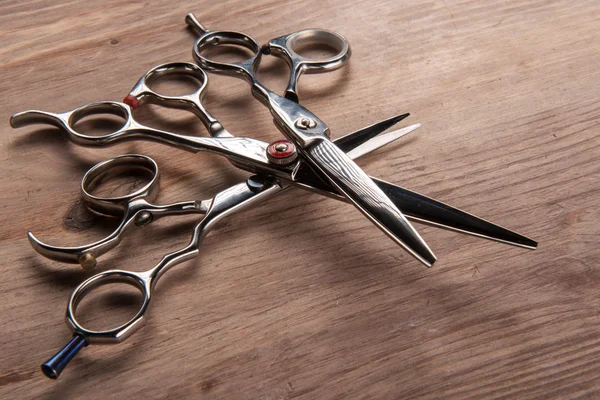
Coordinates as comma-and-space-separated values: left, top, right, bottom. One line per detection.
13, 61, 535, 272
39, 173, 278, 379
24, 116, 417, 270
38, 112, 417, 379
12, 58, 536, 267
12, 16, 538, 379
11, 62, 431, 265
184, 14, 437, 266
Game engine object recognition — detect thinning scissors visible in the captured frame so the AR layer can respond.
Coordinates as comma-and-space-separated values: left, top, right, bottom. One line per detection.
38, 115, 413, 379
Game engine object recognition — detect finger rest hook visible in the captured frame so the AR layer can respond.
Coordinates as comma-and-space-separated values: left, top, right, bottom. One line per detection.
41, 335, 87, 379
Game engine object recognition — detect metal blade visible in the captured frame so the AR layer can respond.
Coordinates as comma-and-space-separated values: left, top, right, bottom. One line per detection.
303, 139, 437, 267
335, 113, 410, 153
288, 130, 537, 249
292, 124, 421, 192
373, 178, 538, 249
346, 124, 421, 159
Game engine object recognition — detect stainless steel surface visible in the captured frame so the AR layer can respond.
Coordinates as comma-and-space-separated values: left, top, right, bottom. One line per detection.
124, 62, 230, 138
373, 178, 538, 249
186, 14, 436, 266
308, 139, 436, 266
13, 14, 540, 379
12, 61, 536, 260
266, 28, 351, 102
63, 124, 410, 344
291, 127, 537, 249
335, 113, 410, 154
345, 123, 421, 159
27, 155, 206, 269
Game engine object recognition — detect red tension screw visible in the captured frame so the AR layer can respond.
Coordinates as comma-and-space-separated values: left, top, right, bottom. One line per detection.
266, 140, 297, 165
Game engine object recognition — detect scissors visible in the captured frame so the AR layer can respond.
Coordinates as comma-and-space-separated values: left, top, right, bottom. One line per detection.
11, 19, 537, 267
11, 61, 435, 263
11, 15, 538, 379
183, 14, 439, 266
12, 61, 536, 270
37, 115, 417, 379
25, 119, 416, 270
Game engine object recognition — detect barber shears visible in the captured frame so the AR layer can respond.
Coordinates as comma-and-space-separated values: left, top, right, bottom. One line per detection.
10, 14, 536, 379
34, 124, 410, 379
12, 60, 535, 269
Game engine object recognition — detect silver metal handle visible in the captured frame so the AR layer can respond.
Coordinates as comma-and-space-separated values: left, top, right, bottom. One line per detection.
124, 62, 232, 138
28, 155, 204, 269
265, 28, 350, 102
10, 101, 272, 166
65, 176, 277, 345
186, 13, 350, 103
187, 16, 262, 85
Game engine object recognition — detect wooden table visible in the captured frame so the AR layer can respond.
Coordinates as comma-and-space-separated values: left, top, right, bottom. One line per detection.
1, 1, 598, 398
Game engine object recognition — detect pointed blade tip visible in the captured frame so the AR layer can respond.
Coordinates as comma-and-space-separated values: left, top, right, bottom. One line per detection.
393, 112, 410, 123
422, 251, 437, 268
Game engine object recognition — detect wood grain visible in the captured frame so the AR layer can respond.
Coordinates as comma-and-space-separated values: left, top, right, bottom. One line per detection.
1, 0, 599, 398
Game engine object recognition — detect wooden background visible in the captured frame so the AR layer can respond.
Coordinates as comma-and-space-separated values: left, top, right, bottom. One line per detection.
1, 0, 599, 398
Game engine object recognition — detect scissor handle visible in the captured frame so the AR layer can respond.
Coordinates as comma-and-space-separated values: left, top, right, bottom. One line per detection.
66, 269, 152, 344
264, 29, 350, 102
188, 23, 262, 85
27, 155, 204, 270
186, 13, 350, 102
124, 62, 231, 138
10, 101, 136, 145
26, 155, 159, 269
64, 175, 278, 344
81, 154, 160, 217
41, 267, 149, 378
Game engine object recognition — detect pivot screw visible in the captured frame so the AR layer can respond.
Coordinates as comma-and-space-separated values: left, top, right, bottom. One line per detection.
294, 117, 317, 130
266, 140, 298, 165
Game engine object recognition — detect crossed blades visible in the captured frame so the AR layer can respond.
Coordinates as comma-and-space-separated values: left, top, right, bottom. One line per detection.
276, 115, 538, 256
13, 111, 537, 267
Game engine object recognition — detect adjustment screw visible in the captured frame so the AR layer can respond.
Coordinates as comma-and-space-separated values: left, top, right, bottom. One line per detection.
266, 140, 298, 165
247, 176, 268, 193
294, 118, 317, 130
